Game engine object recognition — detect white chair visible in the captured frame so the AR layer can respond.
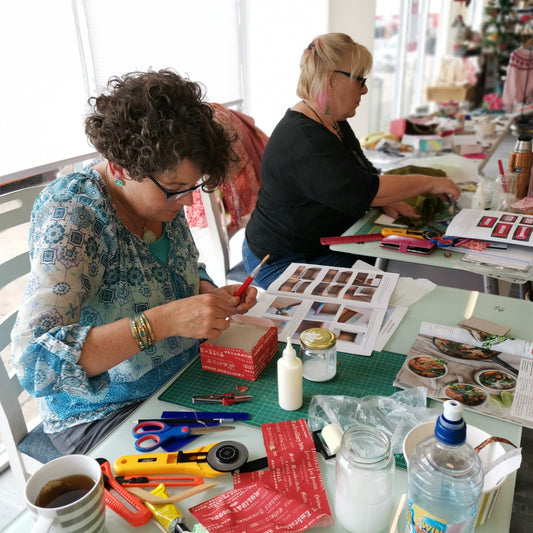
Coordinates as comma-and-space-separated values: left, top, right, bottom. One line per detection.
199, 188, 249, 287
0, 184, 61, 494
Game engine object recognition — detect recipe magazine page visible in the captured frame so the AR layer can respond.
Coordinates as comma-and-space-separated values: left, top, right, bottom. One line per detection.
393, 321, 533, 428
246, 263, 400, 356
447, 209, 533, 248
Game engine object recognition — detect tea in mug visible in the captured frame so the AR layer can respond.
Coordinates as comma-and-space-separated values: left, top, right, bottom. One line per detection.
35, 474, 95, 508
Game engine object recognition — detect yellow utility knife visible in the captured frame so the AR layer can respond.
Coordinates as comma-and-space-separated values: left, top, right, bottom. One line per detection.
114, 441, 249, 478
381, 228, 426, 240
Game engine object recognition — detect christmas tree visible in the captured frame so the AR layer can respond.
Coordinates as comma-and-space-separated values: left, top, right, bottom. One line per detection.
482, 0, 533, 94
482, 0, 530, 74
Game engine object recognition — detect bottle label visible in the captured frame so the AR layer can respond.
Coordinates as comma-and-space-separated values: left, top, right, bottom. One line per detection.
405, 499, 473, 533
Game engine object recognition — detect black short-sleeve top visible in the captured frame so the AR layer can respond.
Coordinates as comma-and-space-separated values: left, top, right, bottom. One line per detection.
246, 110, 380, 260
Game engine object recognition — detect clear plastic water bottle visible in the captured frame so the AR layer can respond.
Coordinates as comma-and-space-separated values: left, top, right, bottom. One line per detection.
404, 400, 484, 533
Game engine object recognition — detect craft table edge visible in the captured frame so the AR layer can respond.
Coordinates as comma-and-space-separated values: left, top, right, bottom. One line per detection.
7, 286, 530, 532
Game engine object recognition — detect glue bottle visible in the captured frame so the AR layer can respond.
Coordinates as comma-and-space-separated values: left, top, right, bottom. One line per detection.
277, 337, 303, 411
405, 400, 484, 533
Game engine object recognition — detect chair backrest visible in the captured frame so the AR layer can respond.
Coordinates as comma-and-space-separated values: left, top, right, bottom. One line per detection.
193, 106, 268, 287
199, 189, 232, 286
0, 184, 48, 490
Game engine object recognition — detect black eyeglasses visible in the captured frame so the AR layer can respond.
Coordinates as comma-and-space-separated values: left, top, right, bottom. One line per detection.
149, 176, 203, 202
333, 70, 367, 88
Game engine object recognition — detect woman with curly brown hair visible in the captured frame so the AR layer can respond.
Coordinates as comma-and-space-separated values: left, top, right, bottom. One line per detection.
11, 69, 257, 455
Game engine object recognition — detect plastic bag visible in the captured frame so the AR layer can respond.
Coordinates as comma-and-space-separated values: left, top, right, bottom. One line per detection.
308, 387, 440, 456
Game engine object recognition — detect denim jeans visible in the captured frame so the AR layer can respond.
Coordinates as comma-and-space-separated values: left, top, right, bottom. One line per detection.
242, 237, 365, 290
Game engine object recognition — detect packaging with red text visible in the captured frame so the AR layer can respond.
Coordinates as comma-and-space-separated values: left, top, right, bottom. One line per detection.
200, 315, 278, 381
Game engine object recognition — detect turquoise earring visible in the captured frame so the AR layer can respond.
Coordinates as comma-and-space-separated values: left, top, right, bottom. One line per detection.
105, 163, 123, 187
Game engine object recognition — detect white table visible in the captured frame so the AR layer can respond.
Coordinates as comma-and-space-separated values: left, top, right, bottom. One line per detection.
7, 286, 532, 532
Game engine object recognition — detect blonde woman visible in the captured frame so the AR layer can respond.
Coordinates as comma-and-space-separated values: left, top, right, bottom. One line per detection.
243, 33, 460, 288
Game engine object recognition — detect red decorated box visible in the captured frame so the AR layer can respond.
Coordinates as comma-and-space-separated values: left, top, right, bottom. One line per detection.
200, 315, 278, 381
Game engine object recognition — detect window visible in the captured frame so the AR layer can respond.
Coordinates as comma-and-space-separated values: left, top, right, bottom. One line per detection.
0, 1, 93, 182
0, 0, 242, 184
83, 0, 242, 102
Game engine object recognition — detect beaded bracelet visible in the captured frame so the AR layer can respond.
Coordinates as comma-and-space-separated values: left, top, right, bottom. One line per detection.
129, 312, 155, 351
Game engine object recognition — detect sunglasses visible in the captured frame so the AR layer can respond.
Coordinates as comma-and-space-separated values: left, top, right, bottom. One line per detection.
333, 70, 367, 88
149, 176, 203, 202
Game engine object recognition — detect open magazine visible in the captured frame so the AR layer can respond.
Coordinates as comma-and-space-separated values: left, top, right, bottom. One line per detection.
247, 263, 400, 356
394, 321, 533, 428
447, 208, 533, 248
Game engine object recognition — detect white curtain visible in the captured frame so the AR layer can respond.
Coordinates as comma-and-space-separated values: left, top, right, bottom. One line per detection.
0, 0, 242, 183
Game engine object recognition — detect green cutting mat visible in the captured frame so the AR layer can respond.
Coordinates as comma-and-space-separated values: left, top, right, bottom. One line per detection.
159, 345, 405, 423
158, 344, 408, 467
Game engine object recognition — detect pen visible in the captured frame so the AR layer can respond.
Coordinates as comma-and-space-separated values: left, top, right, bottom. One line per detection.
234, 254, 270, 297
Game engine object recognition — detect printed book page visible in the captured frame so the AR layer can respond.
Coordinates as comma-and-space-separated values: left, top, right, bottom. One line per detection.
510, 359, 533, 423
247, 263, 400, 356
394, 321, 533, 428
447, 209, 533, 248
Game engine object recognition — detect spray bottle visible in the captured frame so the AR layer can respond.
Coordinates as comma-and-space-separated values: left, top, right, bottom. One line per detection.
509, 135, 533, 199
277, 337, 303, 411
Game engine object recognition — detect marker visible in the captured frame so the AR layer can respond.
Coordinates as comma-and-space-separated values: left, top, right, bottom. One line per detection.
234, 254, 270, 297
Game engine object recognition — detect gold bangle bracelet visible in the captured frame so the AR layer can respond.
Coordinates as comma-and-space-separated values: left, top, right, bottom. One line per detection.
129, 316, 145, 351
136, 313, 151, 348
130, 312, 155, 351
139, 312, 155, 346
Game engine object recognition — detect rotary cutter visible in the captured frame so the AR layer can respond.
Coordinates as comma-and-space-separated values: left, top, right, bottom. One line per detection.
113, 440, 250, 478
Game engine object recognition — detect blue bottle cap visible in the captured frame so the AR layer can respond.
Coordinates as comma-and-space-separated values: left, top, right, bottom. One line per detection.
434, 400, 466, 445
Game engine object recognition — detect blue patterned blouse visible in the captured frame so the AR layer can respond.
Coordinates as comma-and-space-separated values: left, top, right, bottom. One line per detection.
11, 168, 213, 433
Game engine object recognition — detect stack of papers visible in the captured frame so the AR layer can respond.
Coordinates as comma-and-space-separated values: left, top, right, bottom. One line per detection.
247, 263, 402, 356
447, 209, 533, 272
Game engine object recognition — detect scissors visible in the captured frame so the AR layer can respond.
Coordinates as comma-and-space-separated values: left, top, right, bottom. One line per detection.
132, 421, 235, 452
429, 235, 460, 248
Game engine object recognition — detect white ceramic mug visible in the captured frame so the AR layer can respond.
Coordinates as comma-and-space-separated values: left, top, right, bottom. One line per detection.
25, 454, 105, 533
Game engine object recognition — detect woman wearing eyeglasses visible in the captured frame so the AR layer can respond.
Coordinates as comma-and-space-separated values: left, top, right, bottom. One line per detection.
11, 69, 257, 455
243, 33, 461, 289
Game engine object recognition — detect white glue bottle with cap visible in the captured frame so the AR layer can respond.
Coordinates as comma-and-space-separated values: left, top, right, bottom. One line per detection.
405, 400, 484, 533
277, 337, 303, 411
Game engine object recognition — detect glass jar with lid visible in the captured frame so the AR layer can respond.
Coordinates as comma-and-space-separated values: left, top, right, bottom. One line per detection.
335, 426, 395, 533
299, 327, 336, 382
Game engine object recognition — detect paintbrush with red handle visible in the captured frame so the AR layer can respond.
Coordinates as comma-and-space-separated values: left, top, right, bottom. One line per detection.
234, 254, 270, 297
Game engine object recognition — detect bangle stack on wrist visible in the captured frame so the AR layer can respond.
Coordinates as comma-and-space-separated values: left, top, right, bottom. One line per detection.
130, 312, 155, 351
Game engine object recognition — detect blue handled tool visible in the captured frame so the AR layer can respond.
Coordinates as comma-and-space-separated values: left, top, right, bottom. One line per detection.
132, 421, 234, 452
429, 235, 460, 248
